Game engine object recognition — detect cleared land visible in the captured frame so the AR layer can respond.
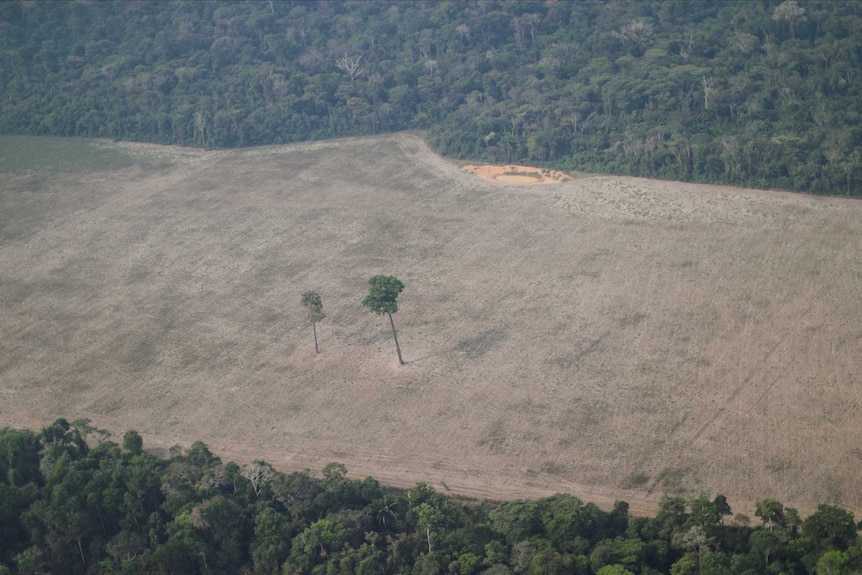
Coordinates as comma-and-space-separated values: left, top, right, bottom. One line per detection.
1, 134, 861, 517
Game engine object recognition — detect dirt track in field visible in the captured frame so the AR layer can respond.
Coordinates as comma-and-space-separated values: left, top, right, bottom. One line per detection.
2, 133, 861, 517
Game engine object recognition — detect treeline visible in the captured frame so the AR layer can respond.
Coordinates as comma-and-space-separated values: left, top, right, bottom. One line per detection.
1, 421, 860, 575
1, 1, 862, 195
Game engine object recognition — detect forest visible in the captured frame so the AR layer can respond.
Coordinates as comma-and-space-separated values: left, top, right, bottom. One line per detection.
1, 0, 862, 195
1, 420, 860, 575
3, 3, 862, 572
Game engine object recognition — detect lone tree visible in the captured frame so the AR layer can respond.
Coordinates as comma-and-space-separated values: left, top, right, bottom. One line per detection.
362, 275, 405, 365
300, 291, 325, 353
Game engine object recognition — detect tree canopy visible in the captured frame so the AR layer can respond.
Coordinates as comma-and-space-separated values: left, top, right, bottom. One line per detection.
300, 291, 325, 323
2, 1, 862, 195
2, 422, 860, 574
361, 275, 404, 316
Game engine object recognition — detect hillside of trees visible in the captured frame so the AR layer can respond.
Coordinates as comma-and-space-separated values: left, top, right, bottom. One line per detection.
1, 1, 861, 195
1, 421, 861, 575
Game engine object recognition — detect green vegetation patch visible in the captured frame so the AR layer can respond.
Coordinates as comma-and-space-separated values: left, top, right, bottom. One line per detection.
5, 1, 862, 195
2, 421, 859, 575
0, 136, 136, 173
622, 471, 650, 489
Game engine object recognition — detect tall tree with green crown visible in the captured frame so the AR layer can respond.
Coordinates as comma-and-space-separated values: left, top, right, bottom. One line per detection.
362, 275, 405, 365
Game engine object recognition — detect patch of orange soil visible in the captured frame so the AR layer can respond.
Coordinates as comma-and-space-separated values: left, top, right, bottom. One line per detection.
462, 163, 572, 184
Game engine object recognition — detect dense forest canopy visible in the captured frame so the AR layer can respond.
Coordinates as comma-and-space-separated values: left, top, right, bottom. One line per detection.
2, 0, 862, 195
1, 421, 861, 575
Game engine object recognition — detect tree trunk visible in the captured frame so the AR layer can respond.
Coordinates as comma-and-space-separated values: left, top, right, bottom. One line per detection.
387, 312, 404, 365
313, 321, 319, 353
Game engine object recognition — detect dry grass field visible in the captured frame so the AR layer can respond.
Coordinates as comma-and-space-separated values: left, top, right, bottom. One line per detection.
2, 133, 861, 517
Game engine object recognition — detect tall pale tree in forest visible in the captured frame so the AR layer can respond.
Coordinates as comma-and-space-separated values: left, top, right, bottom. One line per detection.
300, 291, 325, 353
415, 502, 443, 553
335, 53, 363, 83
362, 275, 405, 365
773, 0, 806, 39
755, 499, 785, 532
241, 460, 275, 498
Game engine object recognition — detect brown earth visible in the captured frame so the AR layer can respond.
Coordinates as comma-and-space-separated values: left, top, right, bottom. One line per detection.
462, 164, 572, 184
2, 133, 861, 517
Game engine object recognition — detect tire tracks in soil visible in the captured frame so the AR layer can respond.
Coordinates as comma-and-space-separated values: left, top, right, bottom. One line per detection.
646, 279, 834, 495
135, 429, 663, 516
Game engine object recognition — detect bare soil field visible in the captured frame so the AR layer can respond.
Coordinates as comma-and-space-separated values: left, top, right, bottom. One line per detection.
2, 133, 861, 517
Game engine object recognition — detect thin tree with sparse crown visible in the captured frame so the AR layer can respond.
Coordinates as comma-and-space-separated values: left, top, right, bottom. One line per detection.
300, 291, 325, 353
362, 275, 405, 365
